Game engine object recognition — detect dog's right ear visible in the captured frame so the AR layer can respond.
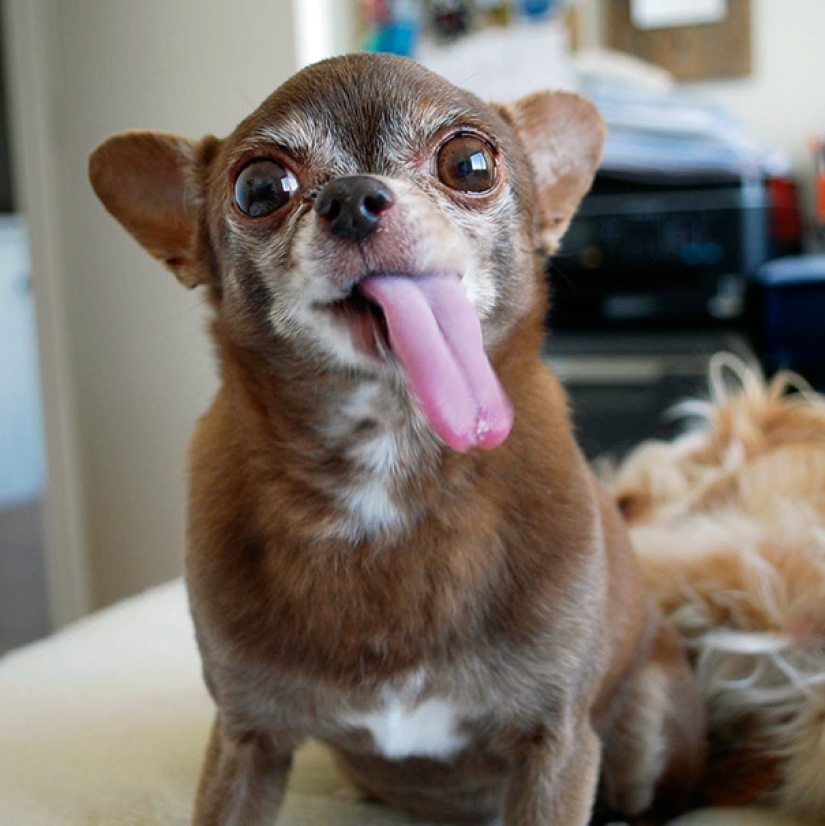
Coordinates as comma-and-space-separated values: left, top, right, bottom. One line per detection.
89, 131, 218, 289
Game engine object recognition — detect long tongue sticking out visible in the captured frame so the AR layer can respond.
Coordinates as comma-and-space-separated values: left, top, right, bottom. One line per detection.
358, 274, 513, 453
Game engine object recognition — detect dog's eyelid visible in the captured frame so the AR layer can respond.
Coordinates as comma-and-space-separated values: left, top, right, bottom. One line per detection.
232, 134, 308, 171
428, 120, 499, 152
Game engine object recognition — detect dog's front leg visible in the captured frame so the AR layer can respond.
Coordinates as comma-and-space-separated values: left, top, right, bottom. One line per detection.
504, 718, 602, 826
192, 713, 300, 826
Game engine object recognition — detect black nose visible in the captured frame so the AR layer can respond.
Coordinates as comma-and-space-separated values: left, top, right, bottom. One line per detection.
314, 176, 394, 242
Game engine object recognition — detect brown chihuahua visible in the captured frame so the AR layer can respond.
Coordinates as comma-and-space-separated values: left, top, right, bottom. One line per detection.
89, 54, 704, 826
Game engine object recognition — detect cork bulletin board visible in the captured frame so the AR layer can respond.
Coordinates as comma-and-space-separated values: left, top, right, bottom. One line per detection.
604, 0, 752, 81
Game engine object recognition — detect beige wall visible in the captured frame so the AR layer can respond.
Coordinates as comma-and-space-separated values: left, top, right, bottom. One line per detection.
685, 0, 825, 222
7, 0, 309, 611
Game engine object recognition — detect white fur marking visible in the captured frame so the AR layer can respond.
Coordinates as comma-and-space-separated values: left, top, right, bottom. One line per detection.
326, 389, 418, 540
341, 383, 383, 423
340, 476, 406, 536
352, 430, 400, 476
347, 697, 467, 760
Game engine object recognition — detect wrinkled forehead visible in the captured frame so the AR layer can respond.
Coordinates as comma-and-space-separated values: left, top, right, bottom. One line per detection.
226, 54, 509, 174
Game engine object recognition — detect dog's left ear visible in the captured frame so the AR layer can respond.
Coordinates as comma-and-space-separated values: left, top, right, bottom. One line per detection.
496, 91, 605, 253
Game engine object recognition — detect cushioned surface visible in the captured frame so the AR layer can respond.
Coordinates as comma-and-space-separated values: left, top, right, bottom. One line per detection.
0, 580, 797, 825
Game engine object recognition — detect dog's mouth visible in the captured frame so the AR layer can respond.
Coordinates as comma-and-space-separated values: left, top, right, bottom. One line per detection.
328, 285, 390, 355
323, 273, 513, 453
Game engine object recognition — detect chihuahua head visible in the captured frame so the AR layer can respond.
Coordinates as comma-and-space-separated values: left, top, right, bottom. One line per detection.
90, 54, 604, 453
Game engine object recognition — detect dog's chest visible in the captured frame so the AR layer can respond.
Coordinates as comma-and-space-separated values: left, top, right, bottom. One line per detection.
340, 673, 468, 760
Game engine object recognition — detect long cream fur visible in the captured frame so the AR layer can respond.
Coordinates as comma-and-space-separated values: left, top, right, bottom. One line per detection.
609, 354, 825, 822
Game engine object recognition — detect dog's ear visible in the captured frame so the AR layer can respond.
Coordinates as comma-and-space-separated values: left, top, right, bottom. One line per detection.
89, 131, 218, 288
496, 91, 605, 253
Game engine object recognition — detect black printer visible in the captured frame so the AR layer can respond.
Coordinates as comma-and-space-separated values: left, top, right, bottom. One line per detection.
550, 170, 801, 330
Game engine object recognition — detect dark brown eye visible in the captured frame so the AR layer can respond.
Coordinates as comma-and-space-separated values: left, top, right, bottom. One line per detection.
234, 159, 298, 218
436, 135, 497, 193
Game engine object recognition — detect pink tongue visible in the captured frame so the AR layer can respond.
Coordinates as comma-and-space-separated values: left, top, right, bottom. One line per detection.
358, 274, 513, 452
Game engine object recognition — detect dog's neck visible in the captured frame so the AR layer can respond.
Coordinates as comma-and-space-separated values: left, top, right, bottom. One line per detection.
214, 323, 450, 543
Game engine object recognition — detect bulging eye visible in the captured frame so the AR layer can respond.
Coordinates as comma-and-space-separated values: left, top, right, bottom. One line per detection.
436, 135, 497, 193
234, 159, 298, 218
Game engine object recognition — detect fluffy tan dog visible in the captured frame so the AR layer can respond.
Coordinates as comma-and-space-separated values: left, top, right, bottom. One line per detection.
611, 354, 825, 822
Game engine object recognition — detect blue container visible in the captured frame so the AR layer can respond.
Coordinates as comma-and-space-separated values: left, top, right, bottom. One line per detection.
756, 255, 825, 376
519, 0, 558, 19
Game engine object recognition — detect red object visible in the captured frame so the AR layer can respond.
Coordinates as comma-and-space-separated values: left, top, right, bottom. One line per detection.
766, 176, 803, 246
817, 165, 825, 224
363, 0, 390, 25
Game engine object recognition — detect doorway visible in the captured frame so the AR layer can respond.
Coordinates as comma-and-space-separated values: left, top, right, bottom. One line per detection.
0, 4, 50, 653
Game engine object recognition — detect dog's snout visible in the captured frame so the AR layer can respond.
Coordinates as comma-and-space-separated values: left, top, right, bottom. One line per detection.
314, 176, 394, 242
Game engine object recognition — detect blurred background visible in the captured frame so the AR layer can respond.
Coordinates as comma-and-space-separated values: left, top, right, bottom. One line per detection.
0, 0, 823, 653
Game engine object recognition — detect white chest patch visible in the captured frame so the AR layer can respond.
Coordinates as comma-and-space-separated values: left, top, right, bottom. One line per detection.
339, 475, 405, 536
346, 697, 467, 761
326, 386, 418, 541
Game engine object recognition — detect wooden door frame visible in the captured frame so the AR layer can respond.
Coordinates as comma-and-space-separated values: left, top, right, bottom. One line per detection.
3, 0, 92, 626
